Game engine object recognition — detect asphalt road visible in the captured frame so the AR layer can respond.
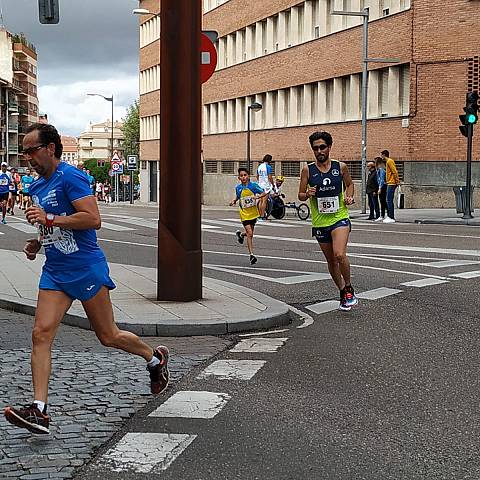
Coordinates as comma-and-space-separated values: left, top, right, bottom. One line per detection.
2, 204, 480, 479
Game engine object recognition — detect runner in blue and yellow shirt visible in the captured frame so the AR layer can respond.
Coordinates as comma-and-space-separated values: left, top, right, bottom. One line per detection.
230, 167, 267, 265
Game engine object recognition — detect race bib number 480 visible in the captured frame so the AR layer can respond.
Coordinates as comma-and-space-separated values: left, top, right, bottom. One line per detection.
317, 196, 339, 213
37, 224, 66, 246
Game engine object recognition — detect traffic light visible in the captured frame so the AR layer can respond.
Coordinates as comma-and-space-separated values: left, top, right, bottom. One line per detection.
38, 0, 59, 24
459, 91, 479, 137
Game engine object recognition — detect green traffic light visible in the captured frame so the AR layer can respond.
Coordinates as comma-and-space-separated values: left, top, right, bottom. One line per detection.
467, 113, 478, 124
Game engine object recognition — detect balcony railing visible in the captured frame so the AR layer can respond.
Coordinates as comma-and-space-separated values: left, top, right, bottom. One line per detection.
8, 145, 18, 153
13, 60, 28, 74
8, 102, 18, 111
8, 124, 18, 132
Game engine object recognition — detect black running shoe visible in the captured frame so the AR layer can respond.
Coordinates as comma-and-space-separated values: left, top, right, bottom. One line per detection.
4, 404, 50, 434
250, 255, 258, 265
235, 230, 244, 245
147, 345, 170, 395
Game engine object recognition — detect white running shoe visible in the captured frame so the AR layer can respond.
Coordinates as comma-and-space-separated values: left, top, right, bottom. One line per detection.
383, 217, 396, 224
374, 216, 384, 222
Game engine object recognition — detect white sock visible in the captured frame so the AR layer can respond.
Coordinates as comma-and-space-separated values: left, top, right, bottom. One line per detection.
147, 356, 160, 368
33, 400, 46, 413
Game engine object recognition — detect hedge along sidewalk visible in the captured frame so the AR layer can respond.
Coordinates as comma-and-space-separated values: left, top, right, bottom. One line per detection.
0, 249, 292, 336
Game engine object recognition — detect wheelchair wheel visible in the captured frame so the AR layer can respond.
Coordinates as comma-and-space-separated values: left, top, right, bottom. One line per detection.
297, 203, 310, 220
264, 196, 274, 218
271, 198, 286, 219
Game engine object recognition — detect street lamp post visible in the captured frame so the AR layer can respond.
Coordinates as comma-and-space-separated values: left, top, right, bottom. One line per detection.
87, 93, 115, 201
247, 102, 263, 175
331, 9, 400, 214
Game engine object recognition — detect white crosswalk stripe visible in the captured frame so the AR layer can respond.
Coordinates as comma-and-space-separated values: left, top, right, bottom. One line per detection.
356, 288, 403, 300
451, 270, 480, 279
230, 337, 288, 353
96, 432, 197, 473
401, 278, 450, 288
149, 391, 231, 419
101, 222, 135, 231
197, 359, 266, 380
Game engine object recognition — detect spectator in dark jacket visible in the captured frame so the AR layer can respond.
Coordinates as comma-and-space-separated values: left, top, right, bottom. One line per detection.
366, 161, 380, 220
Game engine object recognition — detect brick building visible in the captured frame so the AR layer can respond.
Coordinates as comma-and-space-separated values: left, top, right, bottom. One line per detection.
138, 0, 480, 207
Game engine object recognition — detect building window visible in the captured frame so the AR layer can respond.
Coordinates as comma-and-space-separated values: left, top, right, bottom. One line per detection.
281, 161, 300, 177
221, 160, 235, 174
205, 160, 218, 173
383, 8, 390, 16
141, 160, 147, 170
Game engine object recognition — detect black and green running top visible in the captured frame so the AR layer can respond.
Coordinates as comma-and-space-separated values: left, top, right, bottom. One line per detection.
307, 160, 349, 228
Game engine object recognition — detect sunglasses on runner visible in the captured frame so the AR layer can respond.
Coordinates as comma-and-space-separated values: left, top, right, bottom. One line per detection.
312, 144, 329, 152
22, 144, 48, 156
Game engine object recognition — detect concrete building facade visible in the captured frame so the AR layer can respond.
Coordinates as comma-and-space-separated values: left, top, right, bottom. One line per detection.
61, 135, 79, 165
138, 0, 480, 207
77, 120, 125, 165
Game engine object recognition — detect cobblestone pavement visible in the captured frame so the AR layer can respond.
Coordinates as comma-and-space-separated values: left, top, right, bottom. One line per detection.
0, 311, 231, 479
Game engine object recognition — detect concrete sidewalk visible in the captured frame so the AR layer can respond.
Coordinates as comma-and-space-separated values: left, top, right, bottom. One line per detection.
0, 249, 292, 336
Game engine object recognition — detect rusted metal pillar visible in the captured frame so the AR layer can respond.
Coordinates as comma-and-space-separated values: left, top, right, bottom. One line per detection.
158, 0, 202, 301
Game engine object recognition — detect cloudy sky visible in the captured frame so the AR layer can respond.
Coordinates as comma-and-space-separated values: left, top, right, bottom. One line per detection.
2, 0, 140, 136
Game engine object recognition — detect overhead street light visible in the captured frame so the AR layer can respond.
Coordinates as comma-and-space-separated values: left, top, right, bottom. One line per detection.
247, 102, 263, 175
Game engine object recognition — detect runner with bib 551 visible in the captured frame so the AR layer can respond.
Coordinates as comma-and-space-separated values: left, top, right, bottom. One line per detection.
298, 131, 358, 311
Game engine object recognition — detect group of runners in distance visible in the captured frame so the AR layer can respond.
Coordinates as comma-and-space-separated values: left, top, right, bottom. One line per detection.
0, 163, 35, 224
231, 130, 358, 312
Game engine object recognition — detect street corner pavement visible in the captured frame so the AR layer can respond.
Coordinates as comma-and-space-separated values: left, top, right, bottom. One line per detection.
0, 310, 232, 480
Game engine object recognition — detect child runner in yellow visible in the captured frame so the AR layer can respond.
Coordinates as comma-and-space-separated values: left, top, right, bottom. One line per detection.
230, 167, 267, 265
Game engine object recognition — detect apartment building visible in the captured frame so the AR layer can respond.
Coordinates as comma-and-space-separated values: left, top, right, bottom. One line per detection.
0, 30, 39, 167
138, 0, 480, 207
77, 120, 125, 165
61, 135, 79, 165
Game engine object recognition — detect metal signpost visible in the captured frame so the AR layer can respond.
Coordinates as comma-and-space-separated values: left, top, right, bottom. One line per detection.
127, 155, 138, 205
331, 9, 400, 214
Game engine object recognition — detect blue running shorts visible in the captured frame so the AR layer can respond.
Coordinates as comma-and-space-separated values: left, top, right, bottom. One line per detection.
312, 218, 352, 244
39, 261, 116, 301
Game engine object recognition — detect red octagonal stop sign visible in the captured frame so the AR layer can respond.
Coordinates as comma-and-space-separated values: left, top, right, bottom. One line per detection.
201, 33, 218, 84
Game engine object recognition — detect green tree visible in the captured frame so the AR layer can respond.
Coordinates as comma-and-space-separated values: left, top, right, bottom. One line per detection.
122, 100, 139, 157
121, 100, 140, 185
83, 158, 111, 184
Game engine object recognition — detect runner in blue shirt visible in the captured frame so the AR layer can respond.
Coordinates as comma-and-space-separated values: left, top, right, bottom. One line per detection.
0, 162, 11, 224
21, 168, 35, 210
4, 123, 170, 435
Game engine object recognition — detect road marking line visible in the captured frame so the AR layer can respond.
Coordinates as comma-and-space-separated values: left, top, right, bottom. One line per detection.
220, 218, 299, 228
99, 238, 156, 247
206, 230, 480, 257
352, 227, 480, 240
197, 360, 266, 381
289, 305, 315, 329
203, 251, 449, 280
149, 391, 231, 419
401, 278, 449, 287
230, 337, 288, 353
239, 329, 290, 337
356, 287, 403, 300
5, 223, 37, 233
423, 260, 480, 268
101, 222, 135, 232
450, 270, 480, 279
306, 300, 339, 315
204, 264, 331, 284
113, 217, 157, 228
97, 432, 196, 473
